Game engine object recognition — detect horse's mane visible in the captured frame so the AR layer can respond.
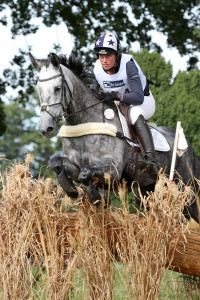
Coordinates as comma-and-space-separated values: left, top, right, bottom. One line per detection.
58, 54, 96, 86
58, 54, 116, 107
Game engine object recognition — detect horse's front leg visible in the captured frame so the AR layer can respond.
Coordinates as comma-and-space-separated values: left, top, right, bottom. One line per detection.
78, 158, 118, 184
50, 155, 79, 198
78, 158, 119, 203
50, 155, 102, 202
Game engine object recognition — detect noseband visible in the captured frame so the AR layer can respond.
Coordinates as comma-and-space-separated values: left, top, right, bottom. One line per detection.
38, 67, 72, 123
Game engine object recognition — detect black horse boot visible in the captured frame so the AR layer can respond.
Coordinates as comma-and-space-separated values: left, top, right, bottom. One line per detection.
133, 115, 158, 175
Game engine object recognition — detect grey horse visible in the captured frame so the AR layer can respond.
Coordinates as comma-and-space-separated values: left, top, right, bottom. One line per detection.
29, 52, 200, 223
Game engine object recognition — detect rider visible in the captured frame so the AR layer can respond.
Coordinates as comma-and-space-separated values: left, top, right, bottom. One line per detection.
93, 32, 158, 174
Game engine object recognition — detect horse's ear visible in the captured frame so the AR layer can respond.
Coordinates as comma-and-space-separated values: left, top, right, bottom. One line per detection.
51, 53, 60, 68
29, 53, 43, 71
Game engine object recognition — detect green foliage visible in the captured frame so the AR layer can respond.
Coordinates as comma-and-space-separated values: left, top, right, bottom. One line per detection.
1, 0, 199, 56
131, 49, 173, 91
2, 48, 36, 105
0, 97, 62, 177
156, 70, 200, 154
110, 191, 138, 214
130, 49, 200, 157
0, 99, 6, 135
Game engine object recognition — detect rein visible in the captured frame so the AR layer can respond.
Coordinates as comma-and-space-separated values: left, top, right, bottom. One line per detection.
65, 96, 108, 120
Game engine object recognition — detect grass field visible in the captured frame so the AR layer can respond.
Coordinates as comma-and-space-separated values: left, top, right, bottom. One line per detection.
30, 266, 200, 299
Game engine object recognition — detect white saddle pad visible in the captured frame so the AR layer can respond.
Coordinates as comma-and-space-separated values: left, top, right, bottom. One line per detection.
150, 128, 170, 151
116, 106, 170, 152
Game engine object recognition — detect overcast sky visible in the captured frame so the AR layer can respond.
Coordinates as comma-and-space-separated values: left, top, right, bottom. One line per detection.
0, 14, 199, 79
0, 21, 74, 74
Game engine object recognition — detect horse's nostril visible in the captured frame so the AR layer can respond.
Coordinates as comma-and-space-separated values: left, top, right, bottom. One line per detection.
47, 127, 54, 133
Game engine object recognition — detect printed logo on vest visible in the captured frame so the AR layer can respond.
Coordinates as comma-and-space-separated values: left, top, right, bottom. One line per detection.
103, 80, 125, 88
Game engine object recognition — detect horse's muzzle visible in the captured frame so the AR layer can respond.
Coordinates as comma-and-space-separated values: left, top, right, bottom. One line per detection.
39, 112, 58, 138
41, 126, 58, 138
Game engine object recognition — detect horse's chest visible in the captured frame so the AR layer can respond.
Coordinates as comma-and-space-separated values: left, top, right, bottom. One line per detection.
62, 135, 124, 165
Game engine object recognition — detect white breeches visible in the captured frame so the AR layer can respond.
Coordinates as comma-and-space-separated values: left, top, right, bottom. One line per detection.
129, 91, 156, 125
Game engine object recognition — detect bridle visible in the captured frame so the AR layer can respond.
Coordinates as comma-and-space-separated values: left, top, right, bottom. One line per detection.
38, 67, 72, 123
38, 65, 109, 122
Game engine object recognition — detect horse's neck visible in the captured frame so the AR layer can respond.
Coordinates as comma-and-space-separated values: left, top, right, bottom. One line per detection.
62, 66, 88, 104
61, 65, 74, 96
62, 66, 102, 124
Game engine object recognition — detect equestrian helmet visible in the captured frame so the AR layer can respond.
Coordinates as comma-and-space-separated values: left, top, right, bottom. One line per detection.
94, 33, 121, 55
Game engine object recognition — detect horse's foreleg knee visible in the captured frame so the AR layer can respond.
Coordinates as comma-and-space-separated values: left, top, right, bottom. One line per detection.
78, 167, 92, 185
78, 158, 119, 185
50, 155, 63, 175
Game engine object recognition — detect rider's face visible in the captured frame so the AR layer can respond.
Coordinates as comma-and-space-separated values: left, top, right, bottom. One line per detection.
99, 53, 117, 73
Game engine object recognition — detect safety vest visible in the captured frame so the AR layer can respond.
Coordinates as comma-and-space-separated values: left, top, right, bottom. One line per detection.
93, 54, 147, 93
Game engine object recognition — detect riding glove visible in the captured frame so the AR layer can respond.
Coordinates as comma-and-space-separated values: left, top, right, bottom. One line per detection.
99, 91, 120, 102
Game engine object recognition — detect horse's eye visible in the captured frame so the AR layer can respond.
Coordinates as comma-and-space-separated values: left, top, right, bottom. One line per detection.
54, 86, 61, 92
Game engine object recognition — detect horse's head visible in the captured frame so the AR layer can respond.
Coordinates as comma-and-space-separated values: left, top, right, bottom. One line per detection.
29, 53, 73, 138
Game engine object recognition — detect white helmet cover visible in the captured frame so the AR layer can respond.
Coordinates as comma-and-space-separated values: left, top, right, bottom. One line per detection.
94, 33, 121, 54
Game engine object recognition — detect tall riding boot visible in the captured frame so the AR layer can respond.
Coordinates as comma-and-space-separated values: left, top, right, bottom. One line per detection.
133, 114, 158, 174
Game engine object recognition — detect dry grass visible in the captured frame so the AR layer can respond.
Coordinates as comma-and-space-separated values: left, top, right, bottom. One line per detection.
111, 175, 193, 300
0, 154, 79, 299
0, 155, 199, 299
76, 204, 115, 300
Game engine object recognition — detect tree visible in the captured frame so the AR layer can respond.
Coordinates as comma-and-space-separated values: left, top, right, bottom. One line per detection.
131, 49, 173, 91
131, 49, 200, 157
0, 99, 6, 136
0, 76, 7, 136
156, 69, 200, 155
0, 0, 199, 106
1, 0, 199, 57
0, 97, 62, 177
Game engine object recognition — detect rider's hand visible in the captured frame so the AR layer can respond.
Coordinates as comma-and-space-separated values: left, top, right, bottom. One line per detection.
99, 91, 120, 102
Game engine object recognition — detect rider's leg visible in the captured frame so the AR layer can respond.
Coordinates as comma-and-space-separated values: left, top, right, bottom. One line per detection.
133, 114, 158, 173
129, 91, 157, 173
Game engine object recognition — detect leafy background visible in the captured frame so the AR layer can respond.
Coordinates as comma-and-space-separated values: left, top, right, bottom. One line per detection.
0, 0, 200, 176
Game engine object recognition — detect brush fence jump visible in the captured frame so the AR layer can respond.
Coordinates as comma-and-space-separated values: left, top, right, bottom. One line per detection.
64, 212, 200, 278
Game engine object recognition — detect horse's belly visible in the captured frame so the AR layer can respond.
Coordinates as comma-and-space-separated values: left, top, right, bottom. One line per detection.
62, 135, 130, 178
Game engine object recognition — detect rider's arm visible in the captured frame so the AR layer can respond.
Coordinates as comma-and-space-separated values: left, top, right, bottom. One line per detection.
120, 59, 144, 105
